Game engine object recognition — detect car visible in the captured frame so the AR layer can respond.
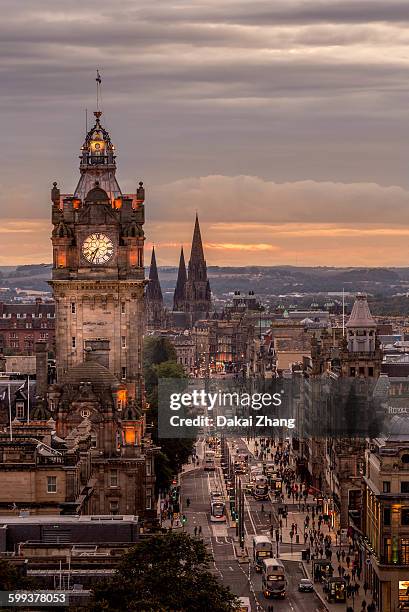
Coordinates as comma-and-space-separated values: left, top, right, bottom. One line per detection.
298, 578, 314, 593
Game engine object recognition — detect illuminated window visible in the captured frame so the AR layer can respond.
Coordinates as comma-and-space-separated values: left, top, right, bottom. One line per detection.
124, 427, 136, 445
117, 389, 127, 411
47, 476, 57, 493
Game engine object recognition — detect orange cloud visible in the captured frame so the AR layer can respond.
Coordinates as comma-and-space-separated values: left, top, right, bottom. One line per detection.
205, 242, 279, 251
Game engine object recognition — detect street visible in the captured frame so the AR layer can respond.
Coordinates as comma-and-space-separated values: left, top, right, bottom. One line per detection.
179, 437, 326, 612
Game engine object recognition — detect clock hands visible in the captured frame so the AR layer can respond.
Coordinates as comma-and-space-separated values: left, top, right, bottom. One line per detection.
90, 247, 99, 262
83, 234, 113, 264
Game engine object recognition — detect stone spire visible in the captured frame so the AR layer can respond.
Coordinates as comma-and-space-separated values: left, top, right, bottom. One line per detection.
190, 214, 205, 267
173, 246, 187, 311
185, 214, 211, 325
146, 247, 163, 302
146, 247, 165, 329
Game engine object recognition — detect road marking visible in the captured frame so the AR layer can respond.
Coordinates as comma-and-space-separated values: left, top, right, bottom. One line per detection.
244, 493, 257, 535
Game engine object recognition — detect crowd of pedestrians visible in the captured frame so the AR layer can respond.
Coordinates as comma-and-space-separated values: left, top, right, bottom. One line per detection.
247, 437, 378, 611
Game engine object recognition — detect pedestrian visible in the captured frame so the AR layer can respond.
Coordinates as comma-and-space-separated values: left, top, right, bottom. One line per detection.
198, 525, 202, 536
186, 497, 191, 508
338, 564, 342, 576
364, 581, 368, 596
346, 555, 350, 568
261, 503, 264, 513
361, 600, 366, 611
194, 526, 197, 537
341, 549, 346, 561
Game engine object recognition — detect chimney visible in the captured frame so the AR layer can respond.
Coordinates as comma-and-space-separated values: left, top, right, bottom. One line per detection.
35, 341, 48, 398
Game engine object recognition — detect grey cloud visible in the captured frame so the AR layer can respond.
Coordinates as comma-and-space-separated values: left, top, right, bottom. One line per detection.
1, 0, 409, 230
148, 175, 409, 224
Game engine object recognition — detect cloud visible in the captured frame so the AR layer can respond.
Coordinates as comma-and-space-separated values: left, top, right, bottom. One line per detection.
149, 175, 409, 224
205, 242, 279, 251
1, 0, 409, 269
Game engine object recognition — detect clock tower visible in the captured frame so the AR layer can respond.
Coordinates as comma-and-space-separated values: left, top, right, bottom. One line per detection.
50, 110, 146, 404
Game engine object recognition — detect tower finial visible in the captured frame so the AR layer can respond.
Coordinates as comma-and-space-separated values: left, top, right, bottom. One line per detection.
96, 69, 102, 111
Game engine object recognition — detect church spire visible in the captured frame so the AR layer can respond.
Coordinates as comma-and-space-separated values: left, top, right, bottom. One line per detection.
190, 213, 205, 266
146, 246, 163, 302
185, 215, 211, 325
173, 247, 187, 312
146, 247, 165, 329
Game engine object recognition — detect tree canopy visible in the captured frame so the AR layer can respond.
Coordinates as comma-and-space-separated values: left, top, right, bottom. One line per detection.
87, 532, 239, 612
144, 337, 194, 490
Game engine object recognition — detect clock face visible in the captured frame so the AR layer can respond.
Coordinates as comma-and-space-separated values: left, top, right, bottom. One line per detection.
82, 233, 114, 265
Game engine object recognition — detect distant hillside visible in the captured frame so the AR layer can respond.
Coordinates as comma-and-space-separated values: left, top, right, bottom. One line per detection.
2, 264, 409, 302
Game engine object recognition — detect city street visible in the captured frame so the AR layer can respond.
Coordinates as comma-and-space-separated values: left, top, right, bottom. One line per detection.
179, 437, 326, 611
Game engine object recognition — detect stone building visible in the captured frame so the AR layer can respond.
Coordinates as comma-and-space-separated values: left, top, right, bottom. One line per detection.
44, 108, 157, 521
362, 408, 409, 611
0, 419, 93, 515
0, 299, 55, 355
49, 110, 145, 405
298, 294, 383, 528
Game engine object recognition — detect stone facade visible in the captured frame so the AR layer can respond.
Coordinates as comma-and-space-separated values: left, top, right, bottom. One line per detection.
0, 299, 55, 355
45, 110, 157, 521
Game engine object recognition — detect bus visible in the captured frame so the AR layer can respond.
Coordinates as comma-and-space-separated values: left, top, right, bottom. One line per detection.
204, 450, 216, 471
262, 558, 287, 599
253, 535, 273, 572
210, 500, 226, 522
253, 475, 269, 501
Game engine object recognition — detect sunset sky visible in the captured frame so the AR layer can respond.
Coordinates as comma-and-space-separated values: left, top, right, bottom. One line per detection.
2, 0, 409, 266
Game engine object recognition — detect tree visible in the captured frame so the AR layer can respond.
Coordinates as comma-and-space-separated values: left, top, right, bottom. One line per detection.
0, 559, 37, 591
143, 337, 193, 491
87, 532, 239, 612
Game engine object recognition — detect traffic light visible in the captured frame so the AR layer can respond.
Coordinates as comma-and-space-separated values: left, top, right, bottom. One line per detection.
181, 514, 187, 525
